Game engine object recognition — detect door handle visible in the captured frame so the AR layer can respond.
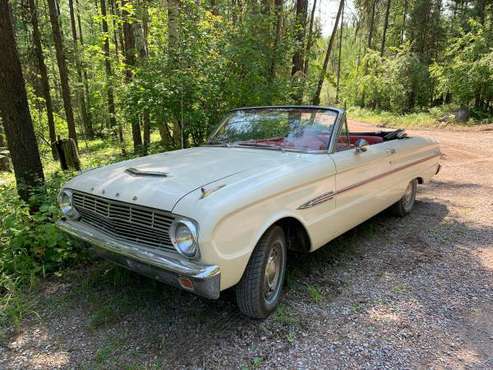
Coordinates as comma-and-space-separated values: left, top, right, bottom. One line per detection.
385, 148, 396, 155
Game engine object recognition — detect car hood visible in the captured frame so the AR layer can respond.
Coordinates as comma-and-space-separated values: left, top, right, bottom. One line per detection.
65, 146, 300, 211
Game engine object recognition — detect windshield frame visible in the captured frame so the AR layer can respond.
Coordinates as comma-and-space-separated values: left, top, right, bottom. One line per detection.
206, 106, 343, 154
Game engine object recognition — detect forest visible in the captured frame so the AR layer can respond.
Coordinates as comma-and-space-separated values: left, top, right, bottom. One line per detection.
0, 0, 492, 327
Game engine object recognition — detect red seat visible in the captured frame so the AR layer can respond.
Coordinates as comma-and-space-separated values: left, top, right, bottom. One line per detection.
338, 135, 383, 145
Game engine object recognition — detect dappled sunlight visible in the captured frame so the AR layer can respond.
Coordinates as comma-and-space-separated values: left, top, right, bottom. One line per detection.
30, 352, 70, 368
476, 247, 493, 271
367, 306, 402, 324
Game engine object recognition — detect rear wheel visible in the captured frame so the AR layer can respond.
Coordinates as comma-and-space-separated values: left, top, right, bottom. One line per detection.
236, 226, 287, 319
391, 179, 417, 217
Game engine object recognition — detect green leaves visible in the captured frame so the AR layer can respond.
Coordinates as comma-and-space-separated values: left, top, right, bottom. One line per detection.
0, 174, 79, 287
430, 20, 493, 110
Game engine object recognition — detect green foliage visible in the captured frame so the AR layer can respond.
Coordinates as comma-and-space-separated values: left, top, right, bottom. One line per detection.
342, 44, 431, 113
430, 20, 493, 111
0, 174, 80, 283
124, 1, 297, 147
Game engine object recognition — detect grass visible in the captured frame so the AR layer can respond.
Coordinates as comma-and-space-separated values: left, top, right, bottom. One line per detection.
273, 303, 298, 326
348, 106, 492, 129
306, 284, 323, 303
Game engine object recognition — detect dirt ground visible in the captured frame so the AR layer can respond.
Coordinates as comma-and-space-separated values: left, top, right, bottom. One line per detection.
1, 120, 492, 369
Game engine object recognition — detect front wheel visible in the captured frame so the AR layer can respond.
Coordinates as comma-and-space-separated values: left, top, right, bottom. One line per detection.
236, 226, 287, 319
390, 179, 418, 217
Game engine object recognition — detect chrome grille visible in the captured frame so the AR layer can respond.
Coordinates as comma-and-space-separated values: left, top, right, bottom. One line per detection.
72, 191, 175, 251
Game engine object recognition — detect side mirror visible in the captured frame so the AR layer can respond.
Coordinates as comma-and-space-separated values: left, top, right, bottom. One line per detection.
354, 138, 369, 153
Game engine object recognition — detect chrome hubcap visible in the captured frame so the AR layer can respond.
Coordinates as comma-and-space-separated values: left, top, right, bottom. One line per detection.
403, 182, 415, 210
264, 242, 282, 302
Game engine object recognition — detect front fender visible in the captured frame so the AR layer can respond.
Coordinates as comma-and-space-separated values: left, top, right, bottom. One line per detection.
208, 207, 309, 290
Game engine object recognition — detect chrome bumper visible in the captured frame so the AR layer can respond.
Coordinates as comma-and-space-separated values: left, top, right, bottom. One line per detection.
56, 220, 221, 299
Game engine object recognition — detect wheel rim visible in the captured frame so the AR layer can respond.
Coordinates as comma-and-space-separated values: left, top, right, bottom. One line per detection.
264, 241, 283, 303
402, 181, 415, 211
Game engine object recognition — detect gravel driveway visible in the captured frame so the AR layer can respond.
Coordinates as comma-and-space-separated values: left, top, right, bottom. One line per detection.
1, 121, 492, 369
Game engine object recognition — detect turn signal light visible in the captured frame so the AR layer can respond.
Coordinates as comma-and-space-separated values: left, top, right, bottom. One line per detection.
178, 277, 193, 290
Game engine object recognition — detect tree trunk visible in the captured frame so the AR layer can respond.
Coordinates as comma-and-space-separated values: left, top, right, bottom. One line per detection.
312, 0, 344, 105
138, 3, 150, 153
303, 0, 317, 77
69, 0, 92, 138
28, 0, 57, 159
0, 0, 44, 200
47, 0, 78, 146
0, 123, 11, 172
400, 0, 408, 45
167, 0, 182, 147
76, 0, 93, 136
100, 0, 118, 131
268, 0, 283, 96
367, 0, 377, 50
291, 0, 308, 103
336, 2, 344, 103
475, 0, 486, 25
109, 0, 121, 60
122, 0, 143, 153
143, 111, 151, 152
380, 0, 391, 56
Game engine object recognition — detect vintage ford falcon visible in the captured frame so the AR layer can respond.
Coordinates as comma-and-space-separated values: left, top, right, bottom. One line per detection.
57, 106, 441, 318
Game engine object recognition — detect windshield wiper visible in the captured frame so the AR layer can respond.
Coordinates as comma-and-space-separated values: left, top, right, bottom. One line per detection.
203, 141, 231, 147
234, 142, 285, 152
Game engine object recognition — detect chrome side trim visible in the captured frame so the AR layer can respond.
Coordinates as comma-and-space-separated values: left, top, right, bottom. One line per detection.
298, 153, 440, 209
336, 153, 440, 196
57, 220, 220, 299
297, 191, 335, 209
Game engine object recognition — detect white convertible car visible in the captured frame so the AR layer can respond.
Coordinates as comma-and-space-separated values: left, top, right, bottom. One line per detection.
57, 106, 441, 318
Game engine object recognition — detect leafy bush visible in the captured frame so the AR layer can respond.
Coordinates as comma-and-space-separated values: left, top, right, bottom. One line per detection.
0, 173, 81, 285
430, 20, 493, 113
343, 44, 431, 113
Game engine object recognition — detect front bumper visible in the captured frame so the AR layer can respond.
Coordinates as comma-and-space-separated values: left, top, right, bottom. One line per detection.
56, 220, 221, 299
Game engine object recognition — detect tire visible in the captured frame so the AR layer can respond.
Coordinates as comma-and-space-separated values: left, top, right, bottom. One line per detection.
390, 179, 418, 217
236, 225, 287, 319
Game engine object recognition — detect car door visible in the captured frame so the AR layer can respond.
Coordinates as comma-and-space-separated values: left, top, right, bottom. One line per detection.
327, 119, 396, 240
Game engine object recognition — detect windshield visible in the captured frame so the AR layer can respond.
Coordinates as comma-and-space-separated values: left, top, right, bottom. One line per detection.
207, 108, 338, 153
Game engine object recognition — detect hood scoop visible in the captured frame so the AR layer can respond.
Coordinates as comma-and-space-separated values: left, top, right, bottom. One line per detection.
125, 167, 169, 177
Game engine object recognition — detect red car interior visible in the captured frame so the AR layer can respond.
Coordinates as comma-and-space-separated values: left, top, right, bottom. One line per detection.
252, 133, 384, 151
337, 135, 384, 145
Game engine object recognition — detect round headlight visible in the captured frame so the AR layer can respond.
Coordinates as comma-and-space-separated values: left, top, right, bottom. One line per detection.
58, 189, 80, 220
170, 219, 198, 258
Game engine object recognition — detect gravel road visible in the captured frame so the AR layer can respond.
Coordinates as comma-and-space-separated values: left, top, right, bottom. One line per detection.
1, 121, 492, 369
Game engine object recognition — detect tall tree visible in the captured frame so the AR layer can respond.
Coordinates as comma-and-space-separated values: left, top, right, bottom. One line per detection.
76, 0, 92, 132
303, 0, 317, 77
136, 2, 151, 152
28, 0, 57, 159
268, 0, 283, 95
367, 0, 377, 50
400, 0, 408, 45
336, 1, 344, 103
291, 0, 308, 103
47, 0, 78, 146
0, 0, 44, 201
167, 0, 182, 147
312, 0, 344, 105
380, 0, 391, 56
69, 0, 93, 138
122, 0, 143, 153
100, 0, 118, 130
